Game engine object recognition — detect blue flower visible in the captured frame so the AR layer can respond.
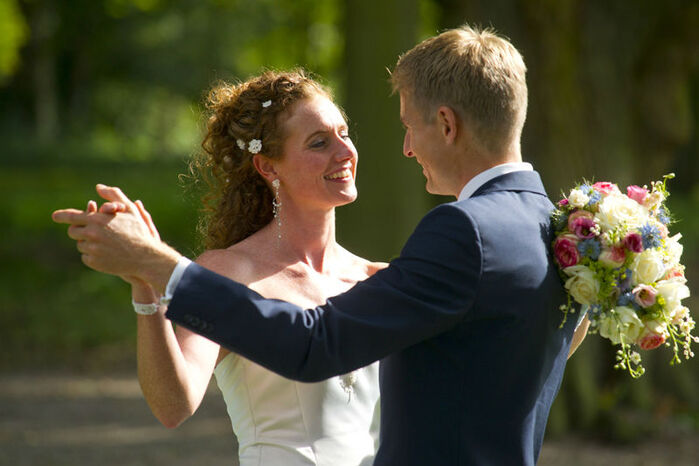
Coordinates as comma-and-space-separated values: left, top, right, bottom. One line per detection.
657, 207, 670, 225
579, 184, 593, 195
616, 268, 633, 292
617, 292, 634, 306
616, 291, 640, 310
577, 238, 601, 260
639, 223, 662, 249
587, 191, 602, 206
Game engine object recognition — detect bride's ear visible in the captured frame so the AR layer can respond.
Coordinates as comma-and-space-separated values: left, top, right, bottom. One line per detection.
252, 154, 278, 183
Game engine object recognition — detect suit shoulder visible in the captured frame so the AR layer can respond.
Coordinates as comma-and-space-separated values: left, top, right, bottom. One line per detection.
423, 200, 474, 220
404, 202, 482, 260
419, 201, 480, 234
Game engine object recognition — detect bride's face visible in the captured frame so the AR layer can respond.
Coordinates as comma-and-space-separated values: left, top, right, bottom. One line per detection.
274, 96, 358, 210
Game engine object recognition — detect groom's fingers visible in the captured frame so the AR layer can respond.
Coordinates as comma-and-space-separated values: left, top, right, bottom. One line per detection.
68, 224, 88, 241
52, 208, 89, 225
96, 184, 137, 212
135, 200, 160, 240
99, 202, 128, 214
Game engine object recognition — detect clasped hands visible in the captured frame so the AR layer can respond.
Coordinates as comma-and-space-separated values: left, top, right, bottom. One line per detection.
52, 184, 182, 295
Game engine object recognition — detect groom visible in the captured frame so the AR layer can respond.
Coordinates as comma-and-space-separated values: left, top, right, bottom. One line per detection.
54, 26, 581, 465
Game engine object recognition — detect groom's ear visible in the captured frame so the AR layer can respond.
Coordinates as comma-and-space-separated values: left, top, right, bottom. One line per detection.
252, 154, 278, 182
437, 106, 458, 144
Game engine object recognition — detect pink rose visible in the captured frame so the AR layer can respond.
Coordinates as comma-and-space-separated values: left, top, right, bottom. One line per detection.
632, 284, 657, 307
623, 232, 644, 253
558, 198, 569, 207
599, 246, 626, 268
567, 210, 594, 231
592, 182, 619, 195
571, 217, 597, 239
636, 320, 668, 350
638, 332, 666, 350
636, 327, 666, 350
627, 185, 649, 204
554, 234, 580, 268
664, 267, 685, 280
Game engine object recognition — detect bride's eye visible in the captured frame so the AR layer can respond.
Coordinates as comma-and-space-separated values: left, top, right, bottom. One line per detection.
310, 138, 326, 149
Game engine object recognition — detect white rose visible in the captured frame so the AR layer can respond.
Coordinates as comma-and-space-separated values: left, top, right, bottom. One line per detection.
568, 189, 589, 209
598, 306, 644, 344
564, 265, 600, 306
643, 319, 669, 337
655, 277, 690, 313
630, 248, 666, 285
664, 233, 683, 266
595, 193, 648, 230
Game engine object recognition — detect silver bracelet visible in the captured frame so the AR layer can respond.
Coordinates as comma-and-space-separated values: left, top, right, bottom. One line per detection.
132, 299, 160, 316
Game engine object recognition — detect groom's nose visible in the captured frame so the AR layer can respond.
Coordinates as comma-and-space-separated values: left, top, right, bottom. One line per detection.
403, 132, 414, 158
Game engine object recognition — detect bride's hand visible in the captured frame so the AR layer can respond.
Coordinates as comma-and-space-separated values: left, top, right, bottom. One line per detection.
99, 198, 161, 241
96, 199, 160, 293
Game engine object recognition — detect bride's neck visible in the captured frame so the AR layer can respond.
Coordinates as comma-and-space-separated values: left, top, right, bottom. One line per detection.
271, 203, 339, 273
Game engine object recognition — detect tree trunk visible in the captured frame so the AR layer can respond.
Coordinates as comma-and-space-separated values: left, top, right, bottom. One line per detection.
30, 0, 59, 142
339, 0, 428, 260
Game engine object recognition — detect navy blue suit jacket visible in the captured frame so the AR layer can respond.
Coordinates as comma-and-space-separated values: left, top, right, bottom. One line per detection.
166, 170, 576, 465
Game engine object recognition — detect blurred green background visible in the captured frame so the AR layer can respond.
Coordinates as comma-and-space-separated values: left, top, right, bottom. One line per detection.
1, 0, 698, 443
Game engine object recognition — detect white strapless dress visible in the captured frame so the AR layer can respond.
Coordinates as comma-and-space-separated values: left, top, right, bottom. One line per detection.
214, 353, 380, 466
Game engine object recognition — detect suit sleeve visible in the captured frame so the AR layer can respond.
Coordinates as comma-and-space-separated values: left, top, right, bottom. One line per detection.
166, 204, 482, 381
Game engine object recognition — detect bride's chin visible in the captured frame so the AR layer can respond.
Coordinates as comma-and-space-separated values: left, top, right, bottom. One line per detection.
333, 191, 358, 207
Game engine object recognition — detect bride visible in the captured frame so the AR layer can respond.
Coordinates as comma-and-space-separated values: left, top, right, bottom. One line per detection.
127, 70, 382, 465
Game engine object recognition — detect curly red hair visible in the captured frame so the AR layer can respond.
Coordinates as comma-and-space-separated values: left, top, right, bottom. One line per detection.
189, 70, 331, 250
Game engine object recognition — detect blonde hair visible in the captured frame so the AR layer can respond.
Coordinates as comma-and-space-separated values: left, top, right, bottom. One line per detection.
391, 25, 528, 155
190, 69, 331, 250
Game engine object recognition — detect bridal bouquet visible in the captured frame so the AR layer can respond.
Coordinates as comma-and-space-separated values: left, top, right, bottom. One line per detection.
552, 174, 696, 377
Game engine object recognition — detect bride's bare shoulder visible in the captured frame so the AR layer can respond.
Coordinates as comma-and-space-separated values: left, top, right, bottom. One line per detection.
194, 242, 261, 284
340, 247, 389, 278
365, 260, 389, 277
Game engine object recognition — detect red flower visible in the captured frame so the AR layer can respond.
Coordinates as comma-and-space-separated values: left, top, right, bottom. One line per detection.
554, 234, 580, 268
623, 232, 644, 253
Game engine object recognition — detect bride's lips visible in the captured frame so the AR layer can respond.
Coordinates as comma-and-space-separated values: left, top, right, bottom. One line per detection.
324, 167, 353, 182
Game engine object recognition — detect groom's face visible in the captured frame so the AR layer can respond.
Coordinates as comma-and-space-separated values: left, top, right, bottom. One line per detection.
399, 92, 447, 194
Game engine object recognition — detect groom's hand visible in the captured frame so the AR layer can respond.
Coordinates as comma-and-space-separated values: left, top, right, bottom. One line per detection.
52, 184, 182, 294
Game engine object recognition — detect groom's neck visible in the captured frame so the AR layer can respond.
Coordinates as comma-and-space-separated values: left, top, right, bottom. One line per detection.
451, 144, 523, 197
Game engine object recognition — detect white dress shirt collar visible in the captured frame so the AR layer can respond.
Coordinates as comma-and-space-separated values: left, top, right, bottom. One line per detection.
457, 162, 533, 201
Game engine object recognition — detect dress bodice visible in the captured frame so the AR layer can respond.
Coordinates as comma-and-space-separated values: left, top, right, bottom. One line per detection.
214, 352, 380, 466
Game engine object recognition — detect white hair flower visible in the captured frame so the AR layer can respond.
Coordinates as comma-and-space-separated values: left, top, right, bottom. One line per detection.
236, 139, 246, 150
248, 139, 262, 154
262, 100, 272, 108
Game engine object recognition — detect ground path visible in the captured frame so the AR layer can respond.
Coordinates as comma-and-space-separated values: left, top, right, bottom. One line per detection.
2, 372, 697, 465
